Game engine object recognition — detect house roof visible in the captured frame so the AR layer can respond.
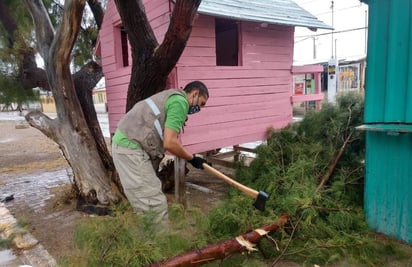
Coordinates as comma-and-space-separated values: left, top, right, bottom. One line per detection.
198, 0, 333, 30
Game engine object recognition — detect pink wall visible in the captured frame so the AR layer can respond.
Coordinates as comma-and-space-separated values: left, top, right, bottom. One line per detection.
100, 0, 295, 154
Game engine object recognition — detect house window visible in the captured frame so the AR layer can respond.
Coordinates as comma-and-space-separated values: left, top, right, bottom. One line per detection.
215, 19, 239, 66
121, 27, 129, 67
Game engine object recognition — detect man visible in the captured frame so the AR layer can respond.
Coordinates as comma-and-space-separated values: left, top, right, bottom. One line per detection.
111, 81, 209, 228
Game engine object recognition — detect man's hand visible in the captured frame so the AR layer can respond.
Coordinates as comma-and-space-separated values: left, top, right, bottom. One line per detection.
188, 155, 207, 169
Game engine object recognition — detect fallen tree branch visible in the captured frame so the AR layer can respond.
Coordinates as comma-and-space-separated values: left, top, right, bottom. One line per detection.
316, 131, 353, 193
147, 215, 289, 267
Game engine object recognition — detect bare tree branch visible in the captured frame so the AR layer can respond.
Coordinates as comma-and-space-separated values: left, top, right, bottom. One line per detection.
115, 0, 203, 111
20, 48, 50, 90
155, 0, 202, 71
73, 61, 103, 91
24, 110, 58, 142
87, 0, 104, 29
0, 1, 18, 47
115, 0, 158, 52
23, 0, 55, 60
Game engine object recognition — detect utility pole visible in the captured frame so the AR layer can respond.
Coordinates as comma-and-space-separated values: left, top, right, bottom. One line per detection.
331, 0, 334, 58
312, 36, 317, 59
335, 39, 337, 59
328, 1, 338, 104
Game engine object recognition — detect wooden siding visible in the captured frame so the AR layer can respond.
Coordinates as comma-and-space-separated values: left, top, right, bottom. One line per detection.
100, 0, 295, 154
177, 18, 293, 153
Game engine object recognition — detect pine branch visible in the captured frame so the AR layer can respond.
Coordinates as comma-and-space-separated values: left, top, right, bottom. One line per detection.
306, 205, 354, 212
282, 244, 349, 257
271, 214, 303, 266
316, 130, 353, 193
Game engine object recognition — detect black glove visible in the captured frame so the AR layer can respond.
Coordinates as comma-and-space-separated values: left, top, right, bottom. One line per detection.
188, 155, 207, 169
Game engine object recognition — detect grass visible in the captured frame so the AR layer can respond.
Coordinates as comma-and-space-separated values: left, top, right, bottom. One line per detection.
0, 236, 12, 250
58, 202, 210, 267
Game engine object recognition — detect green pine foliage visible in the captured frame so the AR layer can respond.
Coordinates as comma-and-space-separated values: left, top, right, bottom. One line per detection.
206, 93, 404, 266
0, 73, 40, 107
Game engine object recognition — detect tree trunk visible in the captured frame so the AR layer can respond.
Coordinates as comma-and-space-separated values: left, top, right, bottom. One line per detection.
24, 0, 118, 205
114, 0, 202, 111
73, 61, 122, 192
147, 215, 290, 267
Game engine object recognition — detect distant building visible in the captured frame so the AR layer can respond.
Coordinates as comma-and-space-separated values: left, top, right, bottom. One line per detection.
337, 57, 366, 94
294, 56, 366, 101
39, 88, 108, 114
40, 94, 56, 113
92, 87, 108, 113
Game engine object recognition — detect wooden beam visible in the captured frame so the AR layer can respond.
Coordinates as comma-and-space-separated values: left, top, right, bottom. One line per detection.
235, 146, 256, 154
204, 156, 235, 168
174, 156, 187, 208
203, 145, 256, 168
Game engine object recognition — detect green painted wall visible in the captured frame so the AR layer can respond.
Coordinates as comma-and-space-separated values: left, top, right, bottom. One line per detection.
365, 132, 412, 242
363, 0, 412, 243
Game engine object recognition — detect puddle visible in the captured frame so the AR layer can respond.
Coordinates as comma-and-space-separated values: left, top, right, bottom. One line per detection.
0, 169, 72, 212
0, 137, 17, 143
0, 249, 24, 266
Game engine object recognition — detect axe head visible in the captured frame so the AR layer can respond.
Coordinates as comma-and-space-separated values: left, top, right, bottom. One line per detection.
253, 191, 269, 211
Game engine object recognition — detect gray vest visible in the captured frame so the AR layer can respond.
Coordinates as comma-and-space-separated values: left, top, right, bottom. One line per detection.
117, 89, 185, 159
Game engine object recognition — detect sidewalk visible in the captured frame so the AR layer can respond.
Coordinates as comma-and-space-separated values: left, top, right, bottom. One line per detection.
0, 169, 74, 267
0, 203, 57, 267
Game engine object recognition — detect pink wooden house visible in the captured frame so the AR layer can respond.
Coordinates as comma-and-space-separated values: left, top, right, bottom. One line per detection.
96, 0, 331, 155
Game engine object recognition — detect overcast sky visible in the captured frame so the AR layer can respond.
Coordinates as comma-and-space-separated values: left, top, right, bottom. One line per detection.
292, 0, 368, 64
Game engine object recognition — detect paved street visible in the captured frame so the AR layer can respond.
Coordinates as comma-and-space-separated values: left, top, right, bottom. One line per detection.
0, 111, 110, 137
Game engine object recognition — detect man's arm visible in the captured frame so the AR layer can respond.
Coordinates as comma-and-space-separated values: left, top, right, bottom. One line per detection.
163, 127, 193, 161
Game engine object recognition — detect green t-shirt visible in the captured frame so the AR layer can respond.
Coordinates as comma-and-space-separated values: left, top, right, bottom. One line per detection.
164, 93, 188, 133
112, 92, 188, 148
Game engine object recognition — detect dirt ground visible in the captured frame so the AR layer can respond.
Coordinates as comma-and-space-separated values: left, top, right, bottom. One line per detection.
0, 120, 231, 262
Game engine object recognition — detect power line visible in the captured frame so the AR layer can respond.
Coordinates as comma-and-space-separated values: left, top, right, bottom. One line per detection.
314, 4, 367, 17
294, 26, 367, 42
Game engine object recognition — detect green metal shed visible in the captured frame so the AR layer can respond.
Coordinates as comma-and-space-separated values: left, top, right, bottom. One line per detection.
359, 0, 411, 243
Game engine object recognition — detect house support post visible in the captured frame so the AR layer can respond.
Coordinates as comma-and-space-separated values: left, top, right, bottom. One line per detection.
174, 156, 187, 208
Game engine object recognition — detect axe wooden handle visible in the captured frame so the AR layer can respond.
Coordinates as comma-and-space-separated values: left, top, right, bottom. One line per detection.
202, 163, 258, 199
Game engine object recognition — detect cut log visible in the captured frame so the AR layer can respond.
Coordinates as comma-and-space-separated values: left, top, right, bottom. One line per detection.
147, 215, 289, 267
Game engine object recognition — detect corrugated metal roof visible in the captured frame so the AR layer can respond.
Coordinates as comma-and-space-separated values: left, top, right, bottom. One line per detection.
198, 0, 333, 30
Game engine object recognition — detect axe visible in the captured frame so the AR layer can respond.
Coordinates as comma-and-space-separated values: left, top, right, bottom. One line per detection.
202, 163, 269, 211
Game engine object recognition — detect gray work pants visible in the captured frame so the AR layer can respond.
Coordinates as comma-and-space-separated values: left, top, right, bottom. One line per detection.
112, 144, 168, 229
